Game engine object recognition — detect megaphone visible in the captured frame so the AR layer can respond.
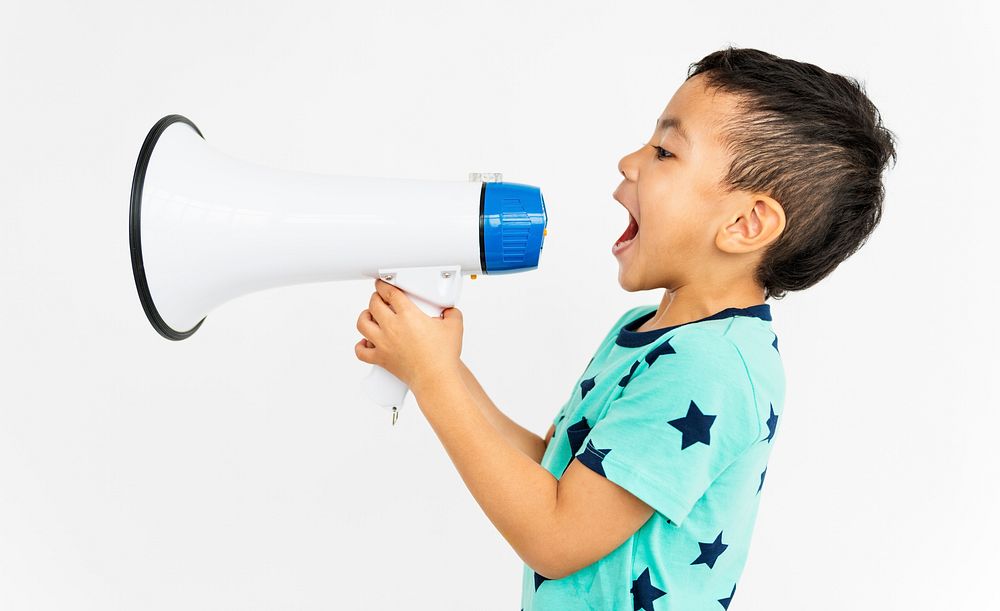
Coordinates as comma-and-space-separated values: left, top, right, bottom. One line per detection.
129, 114, 547, 425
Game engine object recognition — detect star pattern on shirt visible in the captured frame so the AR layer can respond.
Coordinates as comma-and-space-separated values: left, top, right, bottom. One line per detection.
562, 417, 593, 476
630, 567, 667, 611
645, 338, 676, 367
691, 531, 728, 569
533, 571, 550, 590
762, 403, 778, 443
668, 401, 716, 450
718, 583, 737, 609
566, 416, 591, 455
618, 360, 640, 387
529, 318, 781, 610
575, 439, 612, 477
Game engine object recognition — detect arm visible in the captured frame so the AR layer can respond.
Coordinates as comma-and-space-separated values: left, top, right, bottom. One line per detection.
410, 366, 654, 580
410, 367, 563, 576
456, 359, 548, 464
454, 363, 643, 577
358, 281, 646, 579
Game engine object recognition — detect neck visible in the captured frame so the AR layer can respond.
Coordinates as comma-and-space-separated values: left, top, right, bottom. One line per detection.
647, 279, 766, 331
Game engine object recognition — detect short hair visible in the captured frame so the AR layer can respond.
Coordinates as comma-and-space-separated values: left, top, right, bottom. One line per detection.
686, 47, 898, 300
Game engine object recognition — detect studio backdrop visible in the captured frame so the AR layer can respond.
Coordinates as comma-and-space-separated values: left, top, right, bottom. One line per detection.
1, 1, 997, 609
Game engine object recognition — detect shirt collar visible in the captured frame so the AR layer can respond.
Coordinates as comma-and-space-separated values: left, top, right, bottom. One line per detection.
615, 303, 772, 348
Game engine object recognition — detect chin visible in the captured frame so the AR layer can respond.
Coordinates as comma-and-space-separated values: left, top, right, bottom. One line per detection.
617, 269, 640, 292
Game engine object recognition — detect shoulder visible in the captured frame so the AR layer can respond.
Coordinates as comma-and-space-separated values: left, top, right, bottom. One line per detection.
626, 326, 758, 413
609, 327, 764, 451
653, 325, 748, 371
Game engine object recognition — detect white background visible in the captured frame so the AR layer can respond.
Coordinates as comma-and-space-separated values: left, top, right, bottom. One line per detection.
2, 1, 998, 609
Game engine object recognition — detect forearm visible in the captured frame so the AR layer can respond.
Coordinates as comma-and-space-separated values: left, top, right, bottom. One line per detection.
456, 359, 547, 463
410, 366, 561, 577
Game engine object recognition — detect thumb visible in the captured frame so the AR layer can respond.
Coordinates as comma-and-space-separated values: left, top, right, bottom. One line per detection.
442, 307, 462, 320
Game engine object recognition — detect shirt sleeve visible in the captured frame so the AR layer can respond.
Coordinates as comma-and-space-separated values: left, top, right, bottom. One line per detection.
572, 328, 762, 527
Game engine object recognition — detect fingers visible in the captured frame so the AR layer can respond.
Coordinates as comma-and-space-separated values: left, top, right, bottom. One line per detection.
354, 337, 376, 363
357, 280, 403, 365
356, 308, 379, 339
375, 278, 408, 312
369, 290, 393, 322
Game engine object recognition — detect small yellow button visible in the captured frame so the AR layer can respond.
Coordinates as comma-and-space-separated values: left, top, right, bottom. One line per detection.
470, 274, 477, 280
543, 228, 548, 236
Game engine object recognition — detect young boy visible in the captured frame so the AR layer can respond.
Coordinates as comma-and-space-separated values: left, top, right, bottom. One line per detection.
355, 46, 896, 610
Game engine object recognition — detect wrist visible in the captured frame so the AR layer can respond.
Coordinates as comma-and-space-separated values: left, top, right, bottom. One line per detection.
411, 360, 463, 396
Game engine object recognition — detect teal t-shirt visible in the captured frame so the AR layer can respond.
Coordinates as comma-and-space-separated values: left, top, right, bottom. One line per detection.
520, 303, 785, 611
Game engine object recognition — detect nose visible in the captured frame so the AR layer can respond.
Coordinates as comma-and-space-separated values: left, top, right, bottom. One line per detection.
614, 146, 643, 203
617, 146, 642, 182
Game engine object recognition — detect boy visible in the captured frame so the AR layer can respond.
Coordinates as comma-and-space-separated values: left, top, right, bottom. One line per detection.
355, 46, 897, 610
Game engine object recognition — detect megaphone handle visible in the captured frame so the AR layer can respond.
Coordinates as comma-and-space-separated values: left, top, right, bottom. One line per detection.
360, 365, 412, 426
360, 291, 448, 426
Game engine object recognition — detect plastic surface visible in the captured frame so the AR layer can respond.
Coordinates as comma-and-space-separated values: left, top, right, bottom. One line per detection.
133, 116, 483, 333
481, 182, 547, 273
130, 114, 549, 420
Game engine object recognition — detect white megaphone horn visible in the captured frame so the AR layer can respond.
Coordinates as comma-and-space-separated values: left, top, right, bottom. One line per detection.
129, 114, 548, 426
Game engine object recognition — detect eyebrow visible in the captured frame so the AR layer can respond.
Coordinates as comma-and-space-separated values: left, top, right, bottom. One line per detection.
657, 116, 691, 147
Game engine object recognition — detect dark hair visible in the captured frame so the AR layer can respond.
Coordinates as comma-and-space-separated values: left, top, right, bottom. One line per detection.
686, 47, 898, 300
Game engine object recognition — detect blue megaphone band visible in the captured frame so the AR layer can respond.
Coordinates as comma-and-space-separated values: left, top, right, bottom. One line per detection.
479, 182, 547, 274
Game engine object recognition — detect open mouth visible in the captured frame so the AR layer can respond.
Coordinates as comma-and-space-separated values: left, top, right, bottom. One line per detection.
615, 211, 639, 248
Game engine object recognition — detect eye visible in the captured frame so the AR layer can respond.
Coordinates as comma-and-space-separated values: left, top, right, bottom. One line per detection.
650, 144, 674, 161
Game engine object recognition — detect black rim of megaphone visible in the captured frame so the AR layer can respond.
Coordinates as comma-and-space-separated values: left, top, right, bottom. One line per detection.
129, 114, 207, 341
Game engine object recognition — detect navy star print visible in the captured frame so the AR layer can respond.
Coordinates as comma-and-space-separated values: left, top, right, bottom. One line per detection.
763, 403, 778, 443
524, 308, 782, 610
718, 583, 737, 609
533, 571, 550, 590
612, 339, 678, 398
619, 360, 640, 387
630, 567, 667, 611
562, 417, 593, 476
691, 531, 728, 569
668, 401, 716, 450
644, 338, 676, 366
576, 439, 612, 477
566, 417, 591, 456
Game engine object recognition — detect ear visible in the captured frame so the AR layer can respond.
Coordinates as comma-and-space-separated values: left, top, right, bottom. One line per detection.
716, 194, 786, 254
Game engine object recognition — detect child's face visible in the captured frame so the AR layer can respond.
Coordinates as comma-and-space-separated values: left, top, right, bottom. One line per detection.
612, 73, 750, 293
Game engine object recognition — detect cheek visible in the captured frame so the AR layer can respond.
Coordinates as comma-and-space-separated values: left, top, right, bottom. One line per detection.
641, 190, 696, 247
670, 179, 719, 246
638, 174, 712, 253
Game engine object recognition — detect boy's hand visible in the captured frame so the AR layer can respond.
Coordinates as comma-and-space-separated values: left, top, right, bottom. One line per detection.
354, 278, 463, 390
